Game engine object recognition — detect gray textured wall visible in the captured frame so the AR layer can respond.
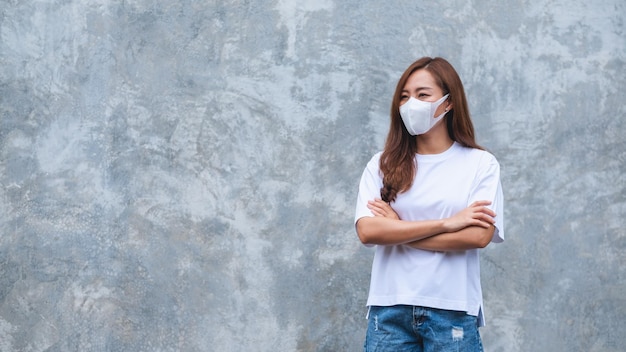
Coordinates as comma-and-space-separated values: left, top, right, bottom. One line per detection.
1, 0, 624, 351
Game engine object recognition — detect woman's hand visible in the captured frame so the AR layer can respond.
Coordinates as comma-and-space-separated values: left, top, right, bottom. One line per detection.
443, 200, 495, 232
367, 198, 400, 220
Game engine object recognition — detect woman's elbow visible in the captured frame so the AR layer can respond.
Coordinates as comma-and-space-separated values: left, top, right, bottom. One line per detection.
476, 226, 495, 248
356, 218, 375, 245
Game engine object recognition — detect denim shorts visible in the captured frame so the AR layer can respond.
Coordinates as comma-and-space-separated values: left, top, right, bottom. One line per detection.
364, 305, 483, 352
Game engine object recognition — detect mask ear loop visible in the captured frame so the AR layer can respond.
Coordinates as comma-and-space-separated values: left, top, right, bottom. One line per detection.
443, 96, 452, 112
435, 94, 450, 114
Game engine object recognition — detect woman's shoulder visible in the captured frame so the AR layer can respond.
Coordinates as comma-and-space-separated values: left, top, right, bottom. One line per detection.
366, 151, 383, 168
458, 144, 498, 160
456, 144, 500, 169
366, 151, 383, 161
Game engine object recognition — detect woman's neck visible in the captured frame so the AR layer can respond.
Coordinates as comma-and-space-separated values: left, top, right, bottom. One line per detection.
416, 123, 454, 154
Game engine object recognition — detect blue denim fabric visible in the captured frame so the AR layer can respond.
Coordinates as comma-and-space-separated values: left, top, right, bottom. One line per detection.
364, 305, 483, 352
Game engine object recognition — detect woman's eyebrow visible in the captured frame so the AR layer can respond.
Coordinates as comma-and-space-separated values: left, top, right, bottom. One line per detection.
402, 86, 433, 93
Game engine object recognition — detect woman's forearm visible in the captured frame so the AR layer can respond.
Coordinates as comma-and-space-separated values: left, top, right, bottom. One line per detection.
406, 225, 495, 251
355, 216, 446, 246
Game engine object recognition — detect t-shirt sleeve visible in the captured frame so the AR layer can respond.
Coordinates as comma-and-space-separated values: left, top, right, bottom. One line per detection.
354, 153, 383, 225
468, 152, 505, 243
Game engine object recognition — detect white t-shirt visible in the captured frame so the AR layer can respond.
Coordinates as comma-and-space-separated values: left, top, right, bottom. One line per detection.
354, 142, 504, 326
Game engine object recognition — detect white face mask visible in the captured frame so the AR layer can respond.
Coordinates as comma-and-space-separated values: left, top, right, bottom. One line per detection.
399, 94, 450, 135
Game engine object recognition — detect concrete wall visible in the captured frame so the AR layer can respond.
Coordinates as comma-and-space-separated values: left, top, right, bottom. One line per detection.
1, 0, 624, 351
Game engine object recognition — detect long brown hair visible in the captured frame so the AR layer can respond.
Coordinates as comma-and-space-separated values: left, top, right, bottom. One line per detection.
380, 57, 483, 203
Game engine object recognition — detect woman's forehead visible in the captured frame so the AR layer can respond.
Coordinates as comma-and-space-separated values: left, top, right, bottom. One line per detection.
403, 69, 438, 90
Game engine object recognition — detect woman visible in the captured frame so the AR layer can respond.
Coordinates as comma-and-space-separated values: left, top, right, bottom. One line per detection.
354, 57, 504, 351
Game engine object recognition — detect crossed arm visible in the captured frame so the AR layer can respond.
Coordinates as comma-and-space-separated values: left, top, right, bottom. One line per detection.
355, 199, 496, 251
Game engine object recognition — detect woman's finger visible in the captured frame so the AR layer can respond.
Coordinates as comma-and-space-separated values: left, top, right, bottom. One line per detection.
478, 206, 496, 217
470, 200, 492, 207
474, 212, 495, 224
